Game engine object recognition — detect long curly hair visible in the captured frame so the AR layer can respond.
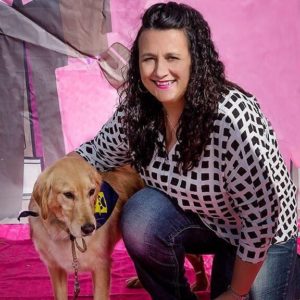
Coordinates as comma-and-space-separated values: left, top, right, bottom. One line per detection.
119, 2, 232, 172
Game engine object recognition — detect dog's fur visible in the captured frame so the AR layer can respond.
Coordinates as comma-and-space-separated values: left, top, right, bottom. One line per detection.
29, 155, 144, 300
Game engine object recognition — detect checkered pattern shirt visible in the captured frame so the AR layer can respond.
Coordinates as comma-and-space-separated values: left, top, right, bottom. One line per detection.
76, 88, 298, 263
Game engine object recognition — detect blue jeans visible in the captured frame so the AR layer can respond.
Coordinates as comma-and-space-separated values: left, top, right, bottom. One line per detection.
120, 187, 298, 300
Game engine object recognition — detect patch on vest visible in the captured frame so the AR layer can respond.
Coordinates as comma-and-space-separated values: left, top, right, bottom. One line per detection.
94, 181, 119, 229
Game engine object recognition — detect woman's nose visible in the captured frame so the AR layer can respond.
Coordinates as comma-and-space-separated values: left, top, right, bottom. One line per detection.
153, 59, 168, 78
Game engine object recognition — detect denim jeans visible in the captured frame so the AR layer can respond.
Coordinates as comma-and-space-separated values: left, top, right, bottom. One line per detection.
120, 187, 298, 300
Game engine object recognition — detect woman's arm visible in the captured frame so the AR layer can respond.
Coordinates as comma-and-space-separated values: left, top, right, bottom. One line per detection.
231, 257, 263, 295
215, 257, 263, 299
74, 108, 131, 171
217, 91, 281, 298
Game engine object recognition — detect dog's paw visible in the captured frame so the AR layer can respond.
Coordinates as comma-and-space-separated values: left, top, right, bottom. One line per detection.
125, 276, 143, 289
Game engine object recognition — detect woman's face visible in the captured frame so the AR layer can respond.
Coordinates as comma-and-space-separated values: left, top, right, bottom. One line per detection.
138, 29, 191, 107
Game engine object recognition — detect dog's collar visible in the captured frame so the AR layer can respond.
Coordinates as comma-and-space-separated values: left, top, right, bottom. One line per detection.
17, 210, 39, 220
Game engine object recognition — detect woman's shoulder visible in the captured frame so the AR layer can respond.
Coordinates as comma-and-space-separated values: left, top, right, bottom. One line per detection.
218, 87, 261, 121
219, 87, 254, 109
108, 105, 126, 124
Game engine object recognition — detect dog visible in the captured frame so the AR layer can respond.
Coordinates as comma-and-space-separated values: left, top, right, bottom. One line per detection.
27, 155, 208, 299
28, 155, 144, 300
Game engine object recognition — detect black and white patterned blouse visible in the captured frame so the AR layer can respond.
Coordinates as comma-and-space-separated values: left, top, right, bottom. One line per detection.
76, 88, 298, 263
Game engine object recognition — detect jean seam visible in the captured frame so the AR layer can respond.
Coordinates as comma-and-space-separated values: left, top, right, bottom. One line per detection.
167, 224, 207, 245
168, 225, 205, 299
282, 238, 297, 299
170, 240, 181, 299
159, 225, 202, 299
144, 239, 183, 298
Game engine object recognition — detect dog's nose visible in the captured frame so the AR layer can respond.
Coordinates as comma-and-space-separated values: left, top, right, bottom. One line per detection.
81, 223, 96, 235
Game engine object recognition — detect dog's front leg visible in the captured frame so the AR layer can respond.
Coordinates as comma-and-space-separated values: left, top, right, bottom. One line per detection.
48, 266, 68, 300
92, 261, 111, 300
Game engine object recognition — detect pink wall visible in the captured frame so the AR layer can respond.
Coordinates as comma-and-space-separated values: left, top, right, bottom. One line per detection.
57, 0, 300, 167
56, 58, 119, 153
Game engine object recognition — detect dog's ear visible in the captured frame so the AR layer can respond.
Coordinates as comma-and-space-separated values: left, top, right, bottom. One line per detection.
32, 169, 53, 220
94, 169, 102, 186
89, 168, 102, 202
88, 166, 101, 186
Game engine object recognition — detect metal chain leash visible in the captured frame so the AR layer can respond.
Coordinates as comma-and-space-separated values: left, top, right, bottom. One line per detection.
70, 236, 87, 299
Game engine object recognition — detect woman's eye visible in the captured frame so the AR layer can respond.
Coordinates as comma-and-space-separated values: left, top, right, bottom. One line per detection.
142, 57, 154, 62
89, 189, 95, 197
167, 56, 178, 61
63, 192, 74, 199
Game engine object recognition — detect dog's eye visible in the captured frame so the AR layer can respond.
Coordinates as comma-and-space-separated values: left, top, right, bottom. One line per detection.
89, 189, 95, 197
63, 192, 74, 199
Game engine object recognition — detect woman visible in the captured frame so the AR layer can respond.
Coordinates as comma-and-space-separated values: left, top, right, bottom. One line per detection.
76, 2, 298, 299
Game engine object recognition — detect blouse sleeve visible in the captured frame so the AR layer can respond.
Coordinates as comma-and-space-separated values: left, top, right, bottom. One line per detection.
75, 107, 132, 171
223, 92, 280, 263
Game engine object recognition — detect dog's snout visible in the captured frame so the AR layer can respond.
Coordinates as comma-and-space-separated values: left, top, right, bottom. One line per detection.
81, 223, 96, 235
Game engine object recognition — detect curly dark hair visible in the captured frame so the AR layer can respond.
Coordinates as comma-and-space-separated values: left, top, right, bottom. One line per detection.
119, 1, 233, 172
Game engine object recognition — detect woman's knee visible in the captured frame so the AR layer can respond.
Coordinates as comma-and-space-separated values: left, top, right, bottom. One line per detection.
121, 197, 146, 255
121, 187, 165, 255
120, 187, 182, 258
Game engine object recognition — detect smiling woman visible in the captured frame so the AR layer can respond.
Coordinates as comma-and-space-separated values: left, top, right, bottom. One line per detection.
75, 2, 298, 300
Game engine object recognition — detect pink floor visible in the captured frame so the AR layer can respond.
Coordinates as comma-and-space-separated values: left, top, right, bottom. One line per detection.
0, 224, 212, 299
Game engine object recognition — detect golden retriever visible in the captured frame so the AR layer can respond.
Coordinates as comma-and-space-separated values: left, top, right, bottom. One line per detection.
28, 155, 143, 300
28, 155, 208, 299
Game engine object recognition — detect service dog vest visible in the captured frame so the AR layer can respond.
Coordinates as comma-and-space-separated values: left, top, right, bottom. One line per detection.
94, 181, 118, 229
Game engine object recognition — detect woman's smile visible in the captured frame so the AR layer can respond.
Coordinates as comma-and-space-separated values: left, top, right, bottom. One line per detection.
153, 80, 176, 90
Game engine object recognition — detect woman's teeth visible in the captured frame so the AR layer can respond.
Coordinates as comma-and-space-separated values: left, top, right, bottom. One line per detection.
155, 80, 175, 88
